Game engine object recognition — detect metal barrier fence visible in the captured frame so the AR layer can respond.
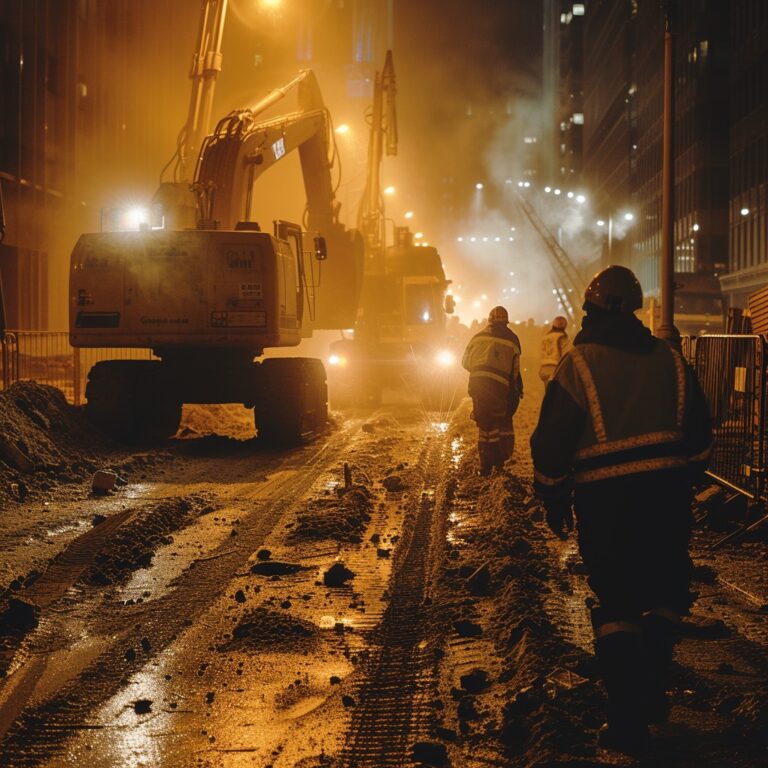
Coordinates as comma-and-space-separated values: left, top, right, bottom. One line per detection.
0, 331, 154, 405
692, 334, 767, 501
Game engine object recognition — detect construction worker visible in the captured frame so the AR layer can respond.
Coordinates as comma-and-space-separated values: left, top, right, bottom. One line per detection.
462, 305, 523, 475
530, 266, 712, 752
539, 315, 570, 383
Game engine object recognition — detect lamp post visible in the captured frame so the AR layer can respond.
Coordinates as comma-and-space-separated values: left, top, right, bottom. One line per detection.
657, 0, 679, 344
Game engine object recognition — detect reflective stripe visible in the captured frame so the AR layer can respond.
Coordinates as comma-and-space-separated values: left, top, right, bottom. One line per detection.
570, 347, 607, 442
669, 347, 686, 427
470, 370, 509, 386
534, 468, 569, 486
499, 430, 514, 436
475, 335, 521, 350
575, 430, 683, 460
574, 456, 688, 483
595, 621, 641, 639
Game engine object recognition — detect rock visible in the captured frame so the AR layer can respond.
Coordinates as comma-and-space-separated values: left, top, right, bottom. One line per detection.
256, 549, 272, 561
330, 675, 341, 685
251, 561, 305, 576
323, 562, 355, 588
205, 691, 215, 704
361, 423, 375, 433
91, 469, 119, 495
411, 740, 448, 766
382, 475, 405, 492
0, 436, 34, 473
125, 648, 137, 662
457, 695, 481, 721
140, 637, 151, 652
0, 598, 39, 635
133, 699, 152, 714
460, 668, 490, 693
376, 548, 391, 558
91, 514, 107, 527
342, 694, 355, 707
234, 589, 246, 603
691, 563, 717, 584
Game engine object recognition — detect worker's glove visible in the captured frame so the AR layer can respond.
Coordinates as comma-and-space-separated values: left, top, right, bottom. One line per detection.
544, 498, 574, 540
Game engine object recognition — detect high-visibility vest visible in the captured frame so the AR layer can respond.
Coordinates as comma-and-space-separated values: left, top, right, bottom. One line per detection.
534, 342, 711, 487
462, 327, 521, 390
540, 330, 569, 367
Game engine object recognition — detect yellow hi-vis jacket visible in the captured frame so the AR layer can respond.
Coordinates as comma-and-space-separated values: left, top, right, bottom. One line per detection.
540, 329, 570, 367
531, 338, 712, 498
462, 324, 522, 396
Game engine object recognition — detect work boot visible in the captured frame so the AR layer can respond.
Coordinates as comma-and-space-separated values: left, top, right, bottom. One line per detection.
594, 629, 650, 754
478, 442, 499, 477
498, 433, 515, 463
640, 612, 678, 724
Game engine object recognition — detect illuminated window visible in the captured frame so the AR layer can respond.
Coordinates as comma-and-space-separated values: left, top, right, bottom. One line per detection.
573, 3, 585, 15
572, 113, 584, 125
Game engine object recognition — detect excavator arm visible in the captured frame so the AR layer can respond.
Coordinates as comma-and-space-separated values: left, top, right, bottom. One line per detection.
194, 70, 338, 233
193, 69, 362, 330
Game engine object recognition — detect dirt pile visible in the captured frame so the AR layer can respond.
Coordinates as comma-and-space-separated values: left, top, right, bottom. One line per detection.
292, 485, 372, 543
220, 607, 319, 652
81, 495, 211, 587
0, 382, 112, 500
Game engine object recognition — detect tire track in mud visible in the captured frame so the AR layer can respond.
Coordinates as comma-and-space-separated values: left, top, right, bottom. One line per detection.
339, 425, 453, 768
0, 420, 365, 766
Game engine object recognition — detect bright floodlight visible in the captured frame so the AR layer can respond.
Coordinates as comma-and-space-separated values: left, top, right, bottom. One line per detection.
554, 188, 561, 195
125, 206, 149, 230
383, 185, 395, 195
741, 207, 750, 216
457, 236, 463, 242
623, 212, 634, 222
404, 210, 414, 219
692, 223, 700, 232
576, 194, 586, 204
414, 231, 423, 239
475, 182, 484, 190
335, 124, 350, 134
544, 186, 552, 193
596, 220, 605, 227
435, 349, 456, 368
567, 191, 574, 199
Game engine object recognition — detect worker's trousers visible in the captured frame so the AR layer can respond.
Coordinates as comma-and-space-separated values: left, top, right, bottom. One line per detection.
472, 394, 515, 475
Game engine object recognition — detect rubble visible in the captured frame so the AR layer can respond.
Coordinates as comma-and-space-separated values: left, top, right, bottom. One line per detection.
323, 562, 355, 587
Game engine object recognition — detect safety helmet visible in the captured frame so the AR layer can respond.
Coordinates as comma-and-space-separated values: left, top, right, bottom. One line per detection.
552, 315, 568, 331
488, 305, 509, 325
584, 265, 643, 313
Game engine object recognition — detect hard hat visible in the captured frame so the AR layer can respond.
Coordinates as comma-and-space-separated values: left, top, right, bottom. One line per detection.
553, 315, 568, 330
488, 305, 509, 324
584, 265, 643, 313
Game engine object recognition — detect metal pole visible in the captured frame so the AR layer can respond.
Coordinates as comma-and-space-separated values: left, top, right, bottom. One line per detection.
657, 3, 679, 344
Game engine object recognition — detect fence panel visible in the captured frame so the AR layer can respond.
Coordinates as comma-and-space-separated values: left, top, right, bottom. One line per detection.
0, 331, 154, 405
693, 334, 766, 499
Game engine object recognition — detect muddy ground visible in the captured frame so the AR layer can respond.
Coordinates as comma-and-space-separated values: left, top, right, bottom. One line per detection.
0, 367, 767, 767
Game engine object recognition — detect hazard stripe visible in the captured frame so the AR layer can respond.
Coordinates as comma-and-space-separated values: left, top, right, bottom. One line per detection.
470, 370, 509, 386
595, 621, 641, 638
472, 332, 521, 352
534, 468, 569, 486
570, 347, 607, 442
575, 430, 683, 460
669, 347, 686, 427
574, 456, 688, 483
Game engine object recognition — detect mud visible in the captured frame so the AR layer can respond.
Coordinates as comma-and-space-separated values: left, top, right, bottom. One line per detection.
0, 377, 767, 767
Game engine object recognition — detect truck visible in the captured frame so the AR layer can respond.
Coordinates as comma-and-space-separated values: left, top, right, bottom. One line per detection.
69, 1, 363, 444
326, 52, 460, 408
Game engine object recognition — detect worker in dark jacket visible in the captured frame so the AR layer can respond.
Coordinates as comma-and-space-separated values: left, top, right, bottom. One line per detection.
530, 266, 712, 753
462, 305, 523, 475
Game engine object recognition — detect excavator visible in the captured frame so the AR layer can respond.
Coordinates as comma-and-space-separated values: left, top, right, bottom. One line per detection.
69, 0, 363, 443
326, 51, 460, 407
